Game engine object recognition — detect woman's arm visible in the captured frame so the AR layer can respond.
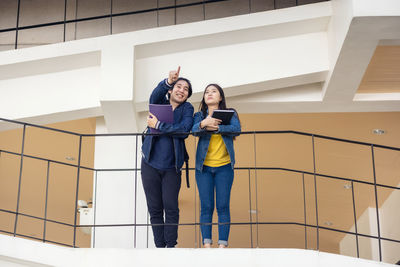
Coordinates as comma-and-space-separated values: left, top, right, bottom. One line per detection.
217, 112, 241, 137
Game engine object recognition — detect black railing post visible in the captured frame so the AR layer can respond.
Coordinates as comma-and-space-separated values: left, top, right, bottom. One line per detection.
15, 0, 21, 49
302, 172, 308, 249
371, 145, 382, 261
43, 161, 51, 243
248, 169, 253, 248
93, 170, 98, 248
13, 124, 26, 236
134, 135, 138, 248
351, 181, 359, 258
253, 132, 259, 247
110, 0, 113, 34
63, 0, 67, 42
73, 135, 83, 247
311, 135, 319, 250
202, 0, 205, 20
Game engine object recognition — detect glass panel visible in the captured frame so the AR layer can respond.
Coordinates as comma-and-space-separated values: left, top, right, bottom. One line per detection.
275, 0, 296, 9
315, 138, 373, 183
306, 226, 318, 250
112, 11, 157, 34
16, 215, 44, 241
0, 153, 20, 212
256, 170, 304, 223
317, 176, 355, 232
234, 133, 254, 168
45, 221, 74, 246
257, 225, 306, 249
319, 228, 343, 255
19, 0, 65, 27
176, 5, 203, 24
157, 9, 175, 27
304, 174, 317, 227
353, 183, 378, 237
177, 225, 197, 248
47, 163, 77, 225
230, 225, 252, 248
159, 0, 175, 8
0, 0, 18, 29
0, 31, 15, 51
24, 125, 80, 166
205, 0, 250, 20
17, 25, 64, 49
19, 157, 48, 217
74, 18, 110, 40
76, 0, 111, 19
358, 235, 380, 261
112, 0, 157, 13
299, 0, 325, 5
250, 0, 275, 13
338, 232, 358, 258
0, 123, 23, 154
66, 0, 78, 21
378, 187, 400, 241
255, 133, 314, 173
0, 211, 16, 234
81, 136, 95, 170
374, 147, 400, 188
74, 168, 94, 248
382, 239, 400, 264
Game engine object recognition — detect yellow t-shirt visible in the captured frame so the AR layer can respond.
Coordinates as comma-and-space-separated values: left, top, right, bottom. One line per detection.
203, 134, 231, 167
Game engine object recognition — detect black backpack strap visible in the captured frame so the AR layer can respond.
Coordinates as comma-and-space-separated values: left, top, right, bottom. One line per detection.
185, 159, 190, 188
184, 148, 190, 188
142, 126, 149, 143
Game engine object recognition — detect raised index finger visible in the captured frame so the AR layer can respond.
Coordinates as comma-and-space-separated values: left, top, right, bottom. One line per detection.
176, 66, 181, 76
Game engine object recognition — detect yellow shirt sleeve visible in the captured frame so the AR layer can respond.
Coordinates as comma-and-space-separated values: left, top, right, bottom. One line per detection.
203, 134, 231, 167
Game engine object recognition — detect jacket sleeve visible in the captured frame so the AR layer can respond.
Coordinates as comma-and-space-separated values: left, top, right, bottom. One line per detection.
158, 102, 194, 139
191, 112, 207, 136
149, 79, 171, 104
217, 112, 241, 137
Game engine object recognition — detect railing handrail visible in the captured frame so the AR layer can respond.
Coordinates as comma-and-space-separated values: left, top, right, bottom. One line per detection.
0, 0, 330, 34
1, 147, 399, 191
1, 117, 400, 151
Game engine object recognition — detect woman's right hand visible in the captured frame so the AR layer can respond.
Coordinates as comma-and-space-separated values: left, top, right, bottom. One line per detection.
200, 115, 221, 129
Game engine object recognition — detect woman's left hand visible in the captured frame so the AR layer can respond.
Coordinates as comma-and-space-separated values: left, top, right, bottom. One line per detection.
147, 112, 159, 128
206, 125, 219, 131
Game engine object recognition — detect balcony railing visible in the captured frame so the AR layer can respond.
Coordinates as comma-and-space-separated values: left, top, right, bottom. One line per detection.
0, 117, 399, 264
0, 0, 330, 50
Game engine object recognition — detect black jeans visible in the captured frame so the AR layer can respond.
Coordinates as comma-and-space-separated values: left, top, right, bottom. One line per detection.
141, 160, 182, 248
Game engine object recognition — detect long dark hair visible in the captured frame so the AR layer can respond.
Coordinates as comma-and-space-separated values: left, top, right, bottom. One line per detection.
199, 83, 240, 123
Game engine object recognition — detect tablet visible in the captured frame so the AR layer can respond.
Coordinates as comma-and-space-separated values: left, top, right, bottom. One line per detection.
149, 104, 173, 133
211, 109, 234, 125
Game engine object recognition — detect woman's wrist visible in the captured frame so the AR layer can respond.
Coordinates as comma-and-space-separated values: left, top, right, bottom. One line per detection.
200, 120, 206, 129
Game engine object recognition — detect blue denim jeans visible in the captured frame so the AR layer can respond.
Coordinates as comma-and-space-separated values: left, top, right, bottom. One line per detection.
195, 163, 234, 246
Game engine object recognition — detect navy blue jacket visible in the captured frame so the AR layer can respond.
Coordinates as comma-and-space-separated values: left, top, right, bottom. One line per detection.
191, 110, 241, 171
142, 79, 194, 171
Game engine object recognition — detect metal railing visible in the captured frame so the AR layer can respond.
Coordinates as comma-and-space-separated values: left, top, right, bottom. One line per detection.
0, 0, 330, 50
0, 117, 399, 263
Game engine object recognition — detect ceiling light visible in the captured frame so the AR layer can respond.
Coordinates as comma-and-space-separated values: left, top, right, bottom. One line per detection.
66, 156, 75, 161
249, 210, 258, 214
373, 129, 385, 135
343, 184, 352, 189
324, 221, 333, 226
